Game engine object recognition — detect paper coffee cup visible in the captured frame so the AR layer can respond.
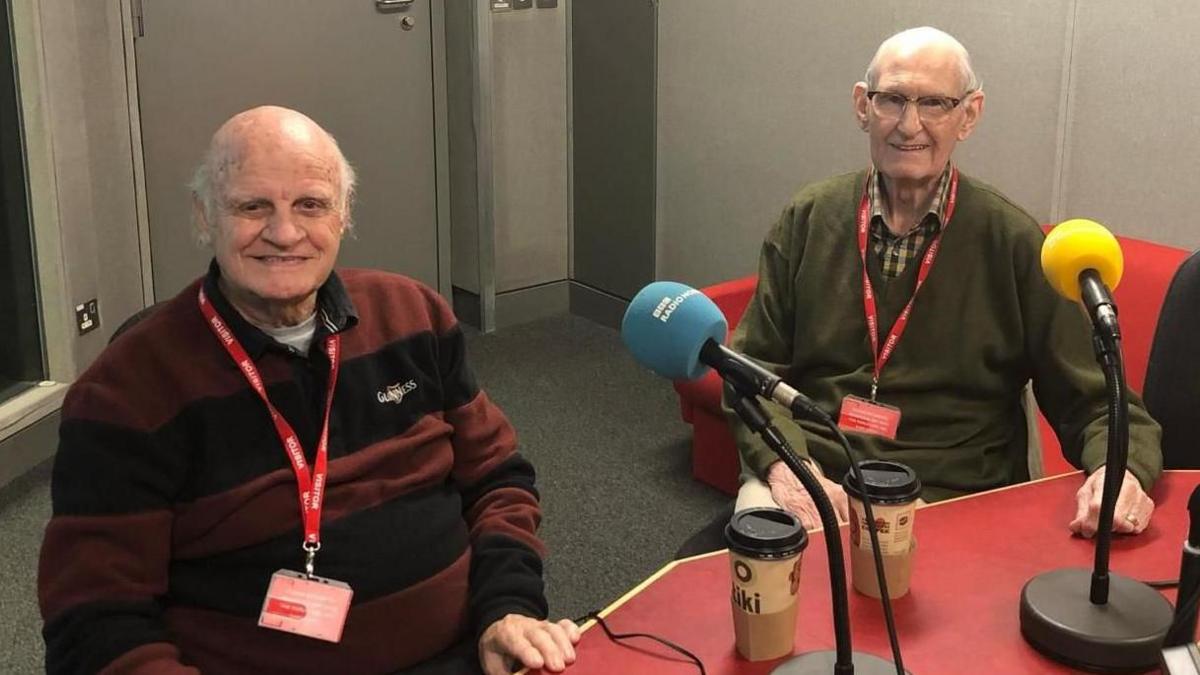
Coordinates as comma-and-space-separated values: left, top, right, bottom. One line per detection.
725, 508, 807, 661
842, 461, 921, 599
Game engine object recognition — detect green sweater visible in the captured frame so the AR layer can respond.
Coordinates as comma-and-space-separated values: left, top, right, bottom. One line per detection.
727, 170, 1162, 502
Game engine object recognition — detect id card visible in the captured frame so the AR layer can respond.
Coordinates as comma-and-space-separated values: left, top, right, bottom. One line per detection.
837, 395, 901, 440
258, 570, 353, 643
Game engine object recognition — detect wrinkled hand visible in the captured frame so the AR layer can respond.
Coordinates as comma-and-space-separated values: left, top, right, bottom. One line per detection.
1069, 466, 1154, 537
478, 614, 580, 675
767, 460, 849, 530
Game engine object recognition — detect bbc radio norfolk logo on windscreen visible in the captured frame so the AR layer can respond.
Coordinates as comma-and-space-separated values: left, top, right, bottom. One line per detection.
651, 289, 698, 322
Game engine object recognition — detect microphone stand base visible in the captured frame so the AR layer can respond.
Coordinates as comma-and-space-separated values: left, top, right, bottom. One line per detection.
1021, 567, 1173, 673
770, 650, 906, 674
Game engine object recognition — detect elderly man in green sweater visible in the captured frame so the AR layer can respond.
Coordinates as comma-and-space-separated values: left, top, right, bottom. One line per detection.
726, 26, 1161, 537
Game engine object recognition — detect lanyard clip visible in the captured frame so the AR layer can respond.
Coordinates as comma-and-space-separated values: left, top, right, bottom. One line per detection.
302, 541, 321, 579
870, 379, 879, 402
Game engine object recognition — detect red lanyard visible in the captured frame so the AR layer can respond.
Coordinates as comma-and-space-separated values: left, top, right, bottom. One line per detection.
198, 288, 340, 571
856, 167, 958, 401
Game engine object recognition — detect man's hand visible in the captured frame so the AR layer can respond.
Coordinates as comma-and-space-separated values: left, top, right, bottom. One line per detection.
766, 460, 849, 530
478, 614, 581, 674
1069, 466, 1155, 537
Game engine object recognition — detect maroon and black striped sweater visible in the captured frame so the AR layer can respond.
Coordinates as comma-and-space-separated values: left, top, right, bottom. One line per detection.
39, 266, 546, 674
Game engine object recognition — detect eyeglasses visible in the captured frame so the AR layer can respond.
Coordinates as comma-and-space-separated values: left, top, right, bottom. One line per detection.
866, 90, 970, 123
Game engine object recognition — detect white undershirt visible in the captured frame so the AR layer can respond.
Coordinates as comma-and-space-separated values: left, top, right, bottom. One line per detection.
258, 312, 318, 354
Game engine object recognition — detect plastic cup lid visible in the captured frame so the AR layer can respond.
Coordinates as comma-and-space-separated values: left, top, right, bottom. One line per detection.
724, 507, 807, 557
841, 460, 922, 504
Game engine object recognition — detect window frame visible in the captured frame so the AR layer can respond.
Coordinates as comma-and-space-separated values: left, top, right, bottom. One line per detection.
0, 0, 74, 443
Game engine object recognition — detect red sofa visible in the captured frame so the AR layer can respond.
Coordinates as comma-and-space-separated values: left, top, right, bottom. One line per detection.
673, 234, 1190, 495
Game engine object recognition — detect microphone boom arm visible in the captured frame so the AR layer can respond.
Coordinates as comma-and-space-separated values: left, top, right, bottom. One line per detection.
1090, 328, 1129, 605
726, 385, 857, 675
700, 340, 828, 420
1080, 269, 1121, 346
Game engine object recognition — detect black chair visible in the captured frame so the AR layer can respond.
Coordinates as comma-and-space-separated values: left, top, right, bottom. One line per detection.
108, 302, 165, 345
1143, 250, 1200, 469
674, 502, 735, 560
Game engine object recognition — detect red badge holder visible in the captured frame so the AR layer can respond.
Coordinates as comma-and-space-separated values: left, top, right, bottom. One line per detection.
258, 569, 354, 643
837, 394, 901, 440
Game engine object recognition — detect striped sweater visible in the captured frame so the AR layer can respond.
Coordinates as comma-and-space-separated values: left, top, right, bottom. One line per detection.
39, 266, 546, 674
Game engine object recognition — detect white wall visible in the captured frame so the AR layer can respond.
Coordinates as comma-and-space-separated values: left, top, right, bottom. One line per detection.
492, 6, 569, 293
1061, 2, 1200, 248
447, 1, 481, 294
654, 1, 1194, 287
29, 0, 144, 373
447, 2, 570, 325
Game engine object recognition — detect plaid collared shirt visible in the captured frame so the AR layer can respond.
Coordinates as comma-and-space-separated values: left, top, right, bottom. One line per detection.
868, 165, 953, 278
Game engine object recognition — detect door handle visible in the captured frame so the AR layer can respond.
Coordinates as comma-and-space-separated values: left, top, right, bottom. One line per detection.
375, 0, 414, 8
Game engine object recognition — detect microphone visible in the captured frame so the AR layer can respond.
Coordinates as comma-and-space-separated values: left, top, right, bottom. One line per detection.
1164, 485, 1200, 647
623, 281, 905, 674
1022, 218, 1174, 671
620, 281, 824, 420
1041, 218, 1125, 340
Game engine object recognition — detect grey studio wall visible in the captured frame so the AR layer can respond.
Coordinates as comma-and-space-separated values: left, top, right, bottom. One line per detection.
653, 1, 1199, 287
449, 2, 571, 332
5, 1, 1200, 486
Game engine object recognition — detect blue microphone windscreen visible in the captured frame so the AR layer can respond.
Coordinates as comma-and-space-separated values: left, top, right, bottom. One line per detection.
621, 281, 728, 380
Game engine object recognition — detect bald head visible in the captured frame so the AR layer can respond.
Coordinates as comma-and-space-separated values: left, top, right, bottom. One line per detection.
192, 106, 356, 243
865, 27, 979, 94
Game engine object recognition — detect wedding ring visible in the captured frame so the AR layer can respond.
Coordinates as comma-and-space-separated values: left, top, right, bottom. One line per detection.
1125, 513, 1139, 526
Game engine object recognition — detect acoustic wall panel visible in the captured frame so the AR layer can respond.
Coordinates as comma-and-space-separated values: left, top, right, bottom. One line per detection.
655, 1, 1070, 286
1061, 2, 1199, 249
571, 0, 656, 300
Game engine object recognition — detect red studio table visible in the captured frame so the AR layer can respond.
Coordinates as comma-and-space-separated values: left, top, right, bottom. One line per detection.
532, 471, 1200, 675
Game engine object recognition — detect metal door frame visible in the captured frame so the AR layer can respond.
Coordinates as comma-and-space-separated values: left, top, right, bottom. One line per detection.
120, 0, 454, 303
470, 1, 496, 332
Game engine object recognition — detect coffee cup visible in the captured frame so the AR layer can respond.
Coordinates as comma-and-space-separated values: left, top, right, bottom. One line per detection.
725, 507, 808, 661
841, 460, 921, 599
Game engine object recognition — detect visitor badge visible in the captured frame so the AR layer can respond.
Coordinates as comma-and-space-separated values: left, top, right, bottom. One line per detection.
837, 395, 901, 440
258, 569, 353, 643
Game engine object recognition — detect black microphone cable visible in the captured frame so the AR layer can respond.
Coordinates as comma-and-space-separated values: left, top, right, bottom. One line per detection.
732, 387, 906, 674
811, 408, 907, 675
770, 387, 908, 674
573, 610, 706, 674
729, 389, 856, 673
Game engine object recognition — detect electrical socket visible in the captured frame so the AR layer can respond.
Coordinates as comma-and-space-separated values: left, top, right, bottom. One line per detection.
76, 298, 99, 335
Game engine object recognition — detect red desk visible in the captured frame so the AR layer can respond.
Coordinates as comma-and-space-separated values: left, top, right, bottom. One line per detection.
540, 471, 1200, 674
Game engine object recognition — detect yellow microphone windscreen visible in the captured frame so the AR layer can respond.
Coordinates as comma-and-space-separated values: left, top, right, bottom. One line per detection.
1040, 219, 1124, 302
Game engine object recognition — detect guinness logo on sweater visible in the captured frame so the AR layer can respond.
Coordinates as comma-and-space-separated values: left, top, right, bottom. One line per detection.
377, 380, 417, 405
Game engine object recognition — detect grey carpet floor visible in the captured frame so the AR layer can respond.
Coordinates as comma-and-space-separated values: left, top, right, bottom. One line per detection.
0, 461, 52, 675
0, 313, 728, 673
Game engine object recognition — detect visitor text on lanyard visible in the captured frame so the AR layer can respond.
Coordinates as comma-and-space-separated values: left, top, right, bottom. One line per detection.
198, 288, 341, 578
856, 167, 958, 401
